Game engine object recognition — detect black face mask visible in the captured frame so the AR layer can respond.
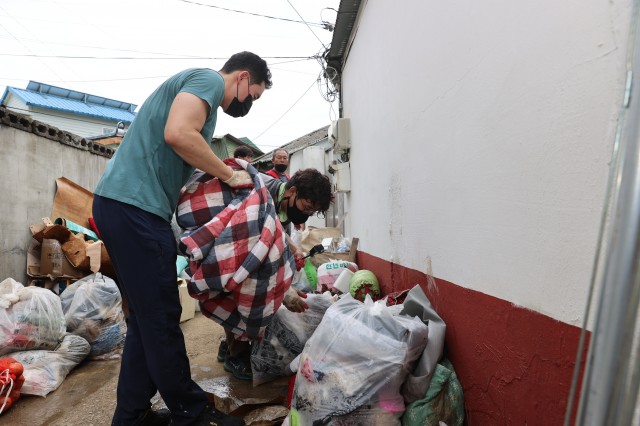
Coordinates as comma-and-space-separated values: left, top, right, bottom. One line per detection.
282, 196, 310, 225
274, 163, 288, 173
225, 78, 253, 118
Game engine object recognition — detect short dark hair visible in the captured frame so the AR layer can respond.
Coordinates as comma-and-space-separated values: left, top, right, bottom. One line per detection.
233, 145, 253, 159
286, 169, 334, 214
272, 148, 288, 160
220, 51, 272, 89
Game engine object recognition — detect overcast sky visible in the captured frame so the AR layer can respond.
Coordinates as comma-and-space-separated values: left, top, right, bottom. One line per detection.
0, 0, 340, 153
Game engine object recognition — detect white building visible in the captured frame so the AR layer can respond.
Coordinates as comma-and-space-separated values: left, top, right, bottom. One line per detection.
324, 0, 634, 424
1, 81, 136, 138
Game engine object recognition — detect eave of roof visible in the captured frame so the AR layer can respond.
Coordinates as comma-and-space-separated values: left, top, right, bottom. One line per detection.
5, 88, 136, 123
1, 83, 137, 123
326, 0, 362, 78
253, 126, 329, 163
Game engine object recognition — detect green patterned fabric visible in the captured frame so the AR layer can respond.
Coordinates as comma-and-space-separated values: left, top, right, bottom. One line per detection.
402, 358, 465, 426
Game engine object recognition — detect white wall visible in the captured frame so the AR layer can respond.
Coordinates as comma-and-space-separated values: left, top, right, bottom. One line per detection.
288, 141, 336, 229
29, 107, 121, 138
341, 0, 630, 325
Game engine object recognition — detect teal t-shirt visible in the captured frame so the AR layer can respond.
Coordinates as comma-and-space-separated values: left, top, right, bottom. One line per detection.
94, 68, 225, 221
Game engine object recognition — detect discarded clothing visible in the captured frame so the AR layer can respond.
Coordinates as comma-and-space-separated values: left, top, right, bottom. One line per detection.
176, 161, 295, 340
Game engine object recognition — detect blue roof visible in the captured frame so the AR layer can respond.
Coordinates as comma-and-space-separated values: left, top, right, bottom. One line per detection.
1, 81, 137, 123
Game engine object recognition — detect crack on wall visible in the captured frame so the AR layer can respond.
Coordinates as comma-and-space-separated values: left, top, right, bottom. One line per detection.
420, 56, 486, 114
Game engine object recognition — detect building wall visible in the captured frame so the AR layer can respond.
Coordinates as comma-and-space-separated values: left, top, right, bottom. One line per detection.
28, 106, 122, 138
4, 93, 125, 138
288, 139, 336, 229
0, 108, 111, 284
339, 0, 630, 423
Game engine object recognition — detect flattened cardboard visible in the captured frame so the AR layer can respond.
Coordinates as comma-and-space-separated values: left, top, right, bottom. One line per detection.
51, 177, 94, 229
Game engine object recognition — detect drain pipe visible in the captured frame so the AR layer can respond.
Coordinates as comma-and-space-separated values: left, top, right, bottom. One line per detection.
574, 2, 640, 424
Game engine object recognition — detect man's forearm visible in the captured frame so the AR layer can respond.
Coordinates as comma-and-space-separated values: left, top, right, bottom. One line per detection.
168, 130, 233, 180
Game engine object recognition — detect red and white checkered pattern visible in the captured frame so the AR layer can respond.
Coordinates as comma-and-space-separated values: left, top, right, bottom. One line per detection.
176, 160, 295, 340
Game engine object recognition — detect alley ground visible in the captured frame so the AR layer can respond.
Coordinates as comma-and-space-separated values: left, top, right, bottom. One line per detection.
1, 312, 290, 426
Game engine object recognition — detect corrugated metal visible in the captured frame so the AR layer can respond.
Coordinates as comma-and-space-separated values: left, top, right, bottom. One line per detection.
26, 81, 136, 112
6, 87, 136, 123
326, 0, 362, 75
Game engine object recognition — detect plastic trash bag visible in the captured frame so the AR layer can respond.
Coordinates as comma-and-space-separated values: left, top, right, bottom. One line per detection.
290, 294, 428, 425
0, 279, 66, 356
399, 285, 447, 403
10, 333, 90, 397
402, 358, 464, 426
60, 273, 127, 360
251, 293, 335, 386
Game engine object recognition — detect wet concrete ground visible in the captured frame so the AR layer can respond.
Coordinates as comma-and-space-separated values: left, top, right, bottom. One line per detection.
1, 312, 290, 426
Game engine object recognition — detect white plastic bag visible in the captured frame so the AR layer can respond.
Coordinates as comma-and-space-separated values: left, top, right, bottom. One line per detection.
251, 293, 334, 386
0, 279, 66, 356
290, 294, 428, 425
11, 333, 90, 397
60, 273, 127, 360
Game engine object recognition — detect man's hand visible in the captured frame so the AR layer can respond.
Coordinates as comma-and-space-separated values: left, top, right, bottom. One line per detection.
283, 287, 308, 313
223, 169, 253, 187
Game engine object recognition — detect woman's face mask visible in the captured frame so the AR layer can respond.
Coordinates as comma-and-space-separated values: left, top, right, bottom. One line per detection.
225, 78, 253, 118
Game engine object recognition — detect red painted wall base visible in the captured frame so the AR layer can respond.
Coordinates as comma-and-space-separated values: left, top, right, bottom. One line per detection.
357, 251, 588, 425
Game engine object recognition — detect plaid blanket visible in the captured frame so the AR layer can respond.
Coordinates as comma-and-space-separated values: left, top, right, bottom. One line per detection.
176, 159, 295, 340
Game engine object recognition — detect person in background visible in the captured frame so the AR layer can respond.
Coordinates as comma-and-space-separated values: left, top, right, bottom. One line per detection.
92, 51, 272, 426
217, 168, 334, 381
265, 148, 290, 182
233, 145, 253, 162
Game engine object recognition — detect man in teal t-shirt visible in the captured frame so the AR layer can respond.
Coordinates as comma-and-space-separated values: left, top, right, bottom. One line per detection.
92, 52, 271, 426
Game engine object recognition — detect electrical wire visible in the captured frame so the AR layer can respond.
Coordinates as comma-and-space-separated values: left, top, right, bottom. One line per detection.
0, 58, 317, 84
0, 33, 207, 59
252, 78, 317, 141
0, 6, 68, 83
0, 53, 316, 60
177, 0, 325, 28
285, 0, 327, 50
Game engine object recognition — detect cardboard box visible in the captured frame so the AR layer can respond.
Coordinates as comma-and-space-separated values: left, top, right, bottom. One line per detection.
28, 217, 115, 279
300, 227, 358, 266
27, 237, 84, 279
178, 279, 196, 323
62, 233, 92, 271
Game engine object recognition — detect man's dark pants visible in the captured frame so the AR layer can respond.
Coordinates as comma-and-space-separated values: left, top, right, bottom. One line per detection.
93, 195, 208, 425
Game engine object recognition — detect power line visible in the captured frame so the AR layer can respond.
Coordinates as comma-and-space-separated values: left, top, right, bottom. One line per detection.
0, 33, 207, 59
285, 0, 328, 50
0, 59, 316, 84
177, 0, 326, 28
0, 5, 68, 83
252, 78, 317, 141
0, 53, 316, 60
